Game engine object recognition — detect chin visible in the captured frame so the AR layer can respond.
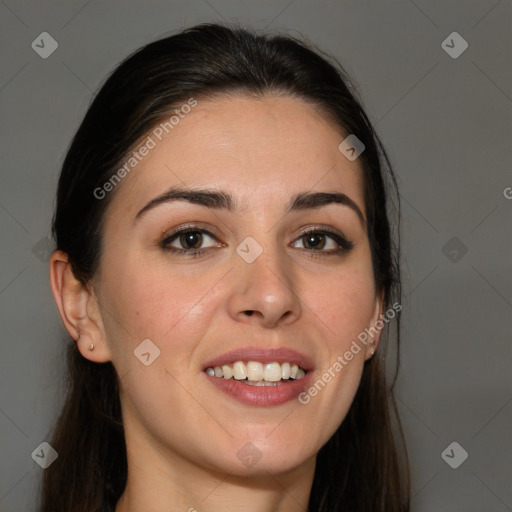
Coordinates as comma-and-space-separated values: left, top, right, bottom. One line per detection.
215, 435, 317, 476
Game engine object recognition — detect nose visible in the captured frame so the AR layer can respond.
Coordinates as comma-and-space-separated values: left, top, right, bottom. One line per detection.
227, 243, 302, 329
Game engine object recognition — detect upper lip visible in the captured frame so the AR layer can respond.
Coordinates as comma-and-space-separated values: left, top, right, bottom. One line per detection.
202, 347, 315, 372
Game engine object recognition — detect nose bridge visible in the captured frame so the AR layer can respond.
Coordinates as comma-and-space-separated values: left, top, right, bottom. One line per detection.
229, 231, 301, 327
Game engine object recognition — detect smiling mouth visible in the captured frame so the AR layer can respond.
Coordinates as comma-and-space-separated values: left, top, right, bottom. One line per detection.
204, 360, 307, 386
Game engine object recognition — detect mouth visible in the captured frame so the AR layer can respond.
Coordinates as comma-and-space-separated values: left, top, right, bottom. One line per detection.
204, 361, 307, 386
204, 361, 308, 385
202, 347, 314, 406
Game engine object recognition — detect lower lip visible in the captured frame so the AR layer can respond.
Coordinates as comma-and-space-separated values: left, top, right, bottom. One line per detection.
203, 371, 314, 407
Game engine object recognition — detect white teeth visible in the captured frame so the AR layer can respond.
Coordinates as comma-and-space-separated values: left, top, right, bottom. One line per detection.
246, 361, 264, 381
264, 362, 281, 382
281, 362, 291, 380
222, 364, 233, 379
233, 361, 247, 380
205, 360, 308, 383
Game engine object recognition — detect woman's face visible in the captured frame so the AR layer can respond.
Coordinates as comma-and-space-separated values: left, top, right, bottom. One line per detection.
89, 94, 382, 476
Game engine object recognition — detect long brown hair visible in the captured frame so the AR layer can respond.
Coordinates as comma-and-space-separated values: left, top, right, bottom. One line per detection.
41, 22, 409, 511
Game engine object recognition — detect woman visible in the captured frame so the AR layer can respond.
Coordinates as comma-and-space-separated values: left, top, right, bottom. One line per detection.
43, 22, 409, 512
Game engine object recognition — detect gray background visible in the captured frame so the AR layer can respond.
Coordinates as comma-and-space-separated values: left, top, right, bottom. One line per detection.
1, 1, 511, 510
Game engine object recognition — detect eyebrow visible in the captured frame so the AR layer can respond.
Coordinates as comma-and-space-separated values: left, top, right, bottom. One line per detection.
134, 186, 366, 227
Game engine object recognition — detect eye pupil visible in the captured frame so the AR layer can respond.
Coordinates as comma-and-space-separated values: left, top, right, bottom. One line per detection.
304, 233, 325, 249
181, 231, 202, 249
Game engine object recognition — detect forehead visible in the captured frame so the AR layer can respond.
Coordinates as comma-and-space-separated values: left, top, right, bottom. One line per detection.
108, 94, 365, 218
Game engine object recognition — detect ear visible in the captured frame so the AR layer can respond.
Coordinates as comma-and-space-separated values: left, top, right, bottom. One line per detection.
49, 250, 112, 363
364, 289, 385, 361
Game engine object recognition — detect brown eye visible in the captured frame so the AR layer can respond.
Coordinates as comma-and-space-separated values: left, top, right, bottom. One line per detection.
292, 229, 354, 254
177, 231, 203, 250
302, 232, 328, 250
161, 228, 221, 254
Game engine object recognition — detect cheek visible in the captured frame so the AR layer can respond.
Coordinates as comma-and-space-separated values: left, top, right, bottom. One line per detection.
304, 264, 377, 345
296, 258, 375, 415
99, 255, 222, 355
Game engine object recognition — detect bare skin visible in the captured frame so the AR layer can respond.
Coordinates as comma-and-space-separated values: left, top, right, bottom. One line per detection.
50, 94, 383, 512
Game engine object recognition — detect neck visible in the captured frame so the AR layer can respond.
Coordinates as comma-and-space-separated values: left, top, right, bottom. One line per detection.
115, 451, 316, 512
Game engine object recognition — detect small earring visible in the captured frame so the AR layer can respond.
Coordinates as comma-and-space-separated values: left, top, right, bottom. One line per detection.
88, 343, 94, 351
370, 347, 375, 355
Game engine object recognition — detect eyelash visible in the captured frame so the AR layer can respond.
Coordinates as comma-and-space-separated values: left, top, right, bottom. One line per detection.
159, 224, 354, 259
